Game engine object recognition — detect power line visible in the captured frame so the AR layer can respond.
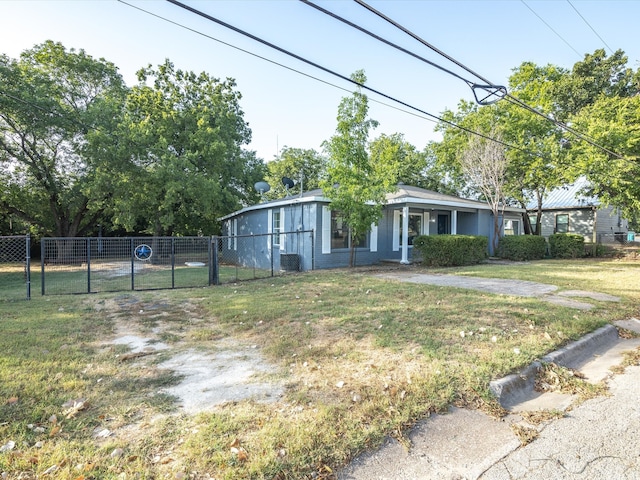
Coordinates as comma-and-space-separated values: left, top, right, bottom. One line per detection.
566, 0, 614, 55
300, 0, 506, 106
117, 0, 437, 127
352, 0, 624, 159
520, 0, 582, 58
159, 0, 532, 155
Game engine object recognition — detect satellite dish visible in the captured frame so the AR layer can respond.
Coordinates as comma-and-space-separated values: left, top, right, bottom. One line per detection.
282, 177, 295, 189
254, 181, 271, 194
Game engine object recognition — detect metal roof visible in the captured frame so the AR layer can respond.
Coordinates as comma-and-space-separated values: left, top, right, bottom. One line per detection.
526, 177, 599, 210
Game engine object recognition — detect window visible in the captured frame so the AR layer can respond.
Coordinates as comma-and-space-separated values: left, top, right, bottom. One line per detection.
504, 220, 519, 236
331, 211, 366, 249
528, 215, 538, 234
272, 210, 281, 246
556, 214, 569, 233
399, 213, 423, 246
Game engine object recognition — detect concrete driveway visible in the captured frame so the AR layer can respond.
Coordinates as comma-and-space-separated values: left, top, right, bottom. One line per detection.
375, 272, 620, 310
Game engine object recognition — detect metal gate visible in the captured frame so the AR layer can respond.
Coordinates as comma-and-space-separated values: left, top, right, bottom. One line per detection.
39, 231, 314, 295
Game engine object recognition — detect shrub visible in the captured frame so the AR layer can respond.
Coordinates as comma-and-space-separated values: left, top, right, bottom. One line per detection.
413, 235, 488, 267
549, 233, 584, 259
497, 235, 547, 261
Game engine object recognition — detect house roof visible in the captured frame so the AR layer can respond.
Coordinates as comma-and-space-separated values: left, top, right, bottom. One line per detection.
526, 177, 599, 210
219, 184, 524, 221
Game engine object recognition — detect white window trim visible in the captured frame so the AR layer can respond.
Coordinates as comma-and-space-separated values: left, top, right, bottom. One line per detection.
322, 206, 331, 254
267, 209, 273, 252
370, 223, 378, 252
279, 207, 285, 251
392, 210, 400, 252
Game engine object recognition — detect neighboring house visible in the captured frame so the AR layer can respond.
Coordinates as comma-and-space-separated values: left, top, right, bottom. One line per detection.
527, 177, 629, 243
219, 185, 525, 271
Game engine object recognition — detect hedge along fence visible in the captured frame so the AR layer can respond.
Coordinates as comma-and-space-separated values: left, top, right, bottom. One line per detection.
413, 235, 488, 267
497, 235, 547, 261
549, 233, 585, 259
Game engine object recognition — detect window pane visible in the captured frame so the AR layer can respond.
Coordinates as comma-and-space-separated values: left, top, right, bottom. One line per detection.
504, 220, 518, 236
399, 214, 423, 245
556, 214, 569, 234
273, 211, 281, 246
331, 211, 348, 249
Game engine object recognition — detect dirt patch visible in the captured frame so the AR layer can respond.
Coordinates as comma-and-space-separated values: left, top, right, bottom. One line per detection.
95, 294, 284, 413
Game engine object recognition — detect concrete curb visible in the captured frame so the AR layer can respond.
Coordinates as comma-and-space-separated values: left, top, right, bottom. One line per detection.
490, 324, 619, 407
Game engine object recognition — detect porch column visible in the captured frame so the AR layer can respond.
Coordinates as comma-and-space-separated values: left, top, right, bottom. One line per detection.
401, 205, 409, 264
451, 210, 458, 235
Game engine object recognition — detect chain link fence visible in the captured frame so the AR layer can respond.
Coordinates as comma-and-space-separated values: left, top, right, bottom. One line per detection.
0, 235, 31, 300
214, 230, 313, 284
37, 231, 314, 295
597, 232, 636, 245
41, 237, 212, 295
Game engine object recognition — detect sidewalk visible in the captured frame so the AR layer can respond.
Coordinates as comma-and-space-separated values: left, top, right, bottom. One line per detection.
337, 273, 640, 479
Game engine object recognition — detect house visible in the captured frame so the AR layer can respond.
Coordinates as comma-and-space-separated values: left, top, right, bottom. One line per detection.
219, 185, 525, 271
527, 177, 629, 244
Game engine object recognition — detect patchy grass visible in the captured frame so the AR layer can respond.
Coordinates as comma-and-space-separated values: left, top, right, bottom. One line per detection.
1, 259, 638, 478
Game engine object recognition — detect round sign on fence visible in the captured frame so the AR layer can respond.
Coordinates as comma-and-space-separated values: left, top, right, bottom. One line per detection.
134, 244, 152, 261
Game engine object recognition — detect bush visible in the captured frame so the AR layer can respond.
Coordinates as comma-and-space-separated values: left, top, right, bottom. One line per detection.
413, 235, 488, 267
549, 233, 584, 259
497, 235, 547, 261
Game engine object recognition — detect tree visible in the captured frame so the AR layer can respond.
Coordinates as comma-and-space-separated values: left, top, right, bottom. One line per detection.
0, 41, 127, 237
568, 95, 640, 219
263, 146, 327, 199
321, 70, 399, 267
434, 62, 575, 234
369, 134, 455, 194
502, 62, 573, 234
460, 128, 508, 253
552, 49, 640, 121
106, 60, 262, 236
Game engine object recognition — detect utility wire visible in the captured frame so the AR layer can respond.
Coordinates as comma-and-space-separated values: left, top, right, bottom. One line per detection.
162, 0, 533, 155
117, 0, 437, 126
300, 0, 505, 105
520, 0, 582, 58
353, 0, 624, 159
566, 0, 614, 55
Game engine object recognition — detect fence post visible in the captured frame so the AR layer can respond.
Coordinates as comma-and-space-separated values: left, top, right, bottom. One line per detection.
171, 237, 175, 289
270, 233, 274, 277
211, 237, 219, 285
130, 238, 135, 291
87, 237, 91, 294
25, 234, 31, 300
41, 240, 45, 296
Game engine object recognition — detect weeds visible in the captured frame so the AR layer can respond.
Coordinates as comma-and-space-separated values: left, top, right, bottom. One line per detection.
1, 260, 638, 478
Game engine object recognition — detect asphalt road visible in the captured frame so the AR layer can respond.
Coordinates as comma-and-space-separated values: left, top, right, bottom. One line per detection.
481, 364, 640, 480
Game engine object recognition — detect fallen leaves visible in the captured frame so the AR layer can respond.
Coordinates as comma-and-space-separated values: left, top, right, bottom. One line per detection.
62, 398, 89, 419
230, 438, 249, 463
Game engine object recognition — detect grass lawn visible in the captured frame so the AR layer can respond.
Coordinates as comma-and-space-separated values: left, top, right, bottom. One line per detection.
1, 258, 639, 479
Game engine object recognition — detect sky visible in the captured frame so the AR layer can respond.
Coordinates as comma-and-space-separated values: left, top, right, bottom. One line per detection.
1, 0, 639, 164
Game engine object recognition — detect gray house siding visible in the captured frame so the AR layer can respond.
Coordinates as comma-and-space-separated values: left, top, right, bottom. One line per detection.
220, 186, 525, 271
536, 206, 627, 242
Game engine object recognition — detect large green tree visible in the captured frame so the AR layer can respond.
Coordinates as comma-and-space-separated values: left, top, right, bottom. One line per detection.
106, 60, 263, 236
434, 62, 575, 234
552, 49, 640, 121
264, 146, 326, 199
321, 70, 399, 267
0, 41, 127, 237
569, 95, 640, 218
554, 49, 640, 220
369, 134, 455, 194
